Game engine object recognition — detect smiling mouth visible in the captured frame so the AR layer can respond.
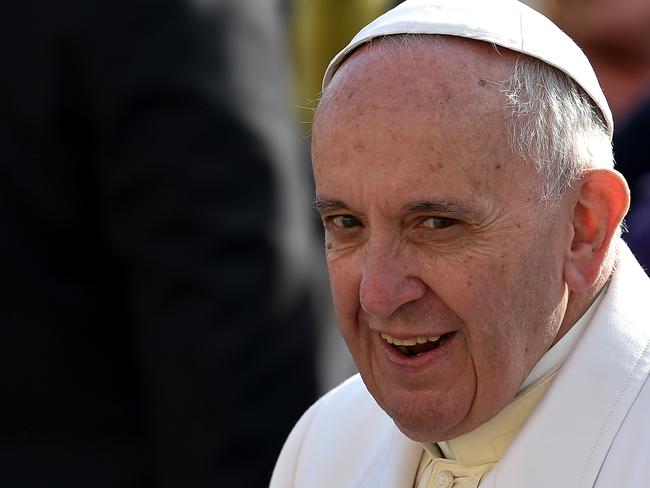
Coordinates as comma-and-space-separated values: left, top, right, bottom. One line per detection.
380, 332, 452, 356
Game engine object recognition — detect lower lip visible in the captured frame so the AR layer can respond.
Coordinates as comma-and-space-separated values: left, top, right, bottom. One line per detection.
378, 333, 457, 371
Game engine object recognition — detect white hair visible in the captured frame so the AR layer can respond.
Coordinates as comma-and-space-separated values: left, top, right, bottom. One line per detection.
501, 56, 613, 202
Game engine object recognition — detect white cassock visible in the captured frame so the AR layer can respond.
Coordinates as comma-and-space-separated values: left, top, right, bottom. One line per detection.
271, 242, 650, 487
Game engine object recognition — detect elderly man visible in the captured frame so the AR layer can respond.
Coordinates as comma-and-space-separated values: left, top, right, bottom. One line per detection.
271, 0, 650, 487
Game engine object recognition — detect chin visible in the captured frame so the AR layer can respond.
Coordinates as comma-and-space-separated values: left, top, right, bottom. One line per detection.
394, 419, 458, 443
383, 397, 471, 443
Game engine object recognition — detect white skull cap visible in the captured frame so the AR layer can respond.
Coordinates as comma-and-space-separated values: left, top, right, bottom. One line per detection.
322, 0, 613, 139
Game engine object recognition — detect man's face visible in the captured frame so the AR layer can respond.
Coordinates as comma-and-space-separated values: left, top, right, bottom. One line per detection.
312, 39, 574, 442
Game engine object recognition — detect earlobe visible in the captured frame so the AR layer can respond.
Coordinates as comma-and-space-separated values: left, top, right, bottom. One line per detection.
564, 169, 630, 291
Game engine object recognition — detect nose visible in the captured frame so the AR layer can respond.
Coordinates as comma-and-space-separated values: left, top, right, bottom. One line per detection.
359, 242, 426, 319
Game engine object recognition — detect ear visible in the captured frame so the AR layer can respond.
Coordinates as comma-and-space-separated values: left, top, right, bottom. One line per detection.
564, 169, 630, 291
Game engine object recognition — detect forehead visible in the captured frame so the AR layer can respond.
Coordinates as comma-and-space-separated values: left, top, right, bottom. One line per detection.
312, 37, 542, 209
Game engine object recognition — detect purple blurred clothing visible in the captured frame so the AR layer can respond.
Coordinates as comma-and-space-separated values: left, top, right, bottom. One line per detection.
615, 97, 650, 274
627, 193, 650, 271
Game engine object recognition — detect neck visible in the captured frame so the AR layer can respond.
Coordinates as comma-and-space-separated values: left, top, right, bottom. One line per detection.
434, 369, 559, 466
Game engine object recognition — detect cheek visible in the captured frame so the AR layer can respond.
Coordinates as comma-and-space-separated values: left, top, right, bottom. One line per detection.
460, 246, 564, 374
327, 258, 362, 329
431, 249, 543, 337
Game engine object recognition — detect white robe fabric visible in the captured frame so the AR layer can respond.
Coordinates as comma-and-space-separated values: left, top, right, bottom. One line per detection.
271, 243, 650, 487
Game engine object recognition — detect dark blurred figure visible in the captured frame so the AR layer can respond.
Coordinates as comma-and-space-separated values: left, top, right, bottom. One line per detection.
546, 0, 650, 269
0, 0, 317, 486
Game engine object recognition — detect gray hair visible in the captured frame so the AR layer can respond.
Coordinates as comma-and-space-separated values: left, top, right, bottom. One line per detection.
332, 34, 613, 203
501, 56, 612, 202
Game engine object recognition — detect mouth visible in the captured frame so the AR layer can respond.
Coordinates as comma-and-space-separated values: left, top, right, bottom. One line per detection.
380, 332, 454, 357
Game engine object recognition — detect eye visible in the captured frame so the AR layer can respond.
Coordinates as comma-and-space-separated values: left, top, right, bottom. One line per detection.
329, 215, 362, 229
421, 216, 456, 229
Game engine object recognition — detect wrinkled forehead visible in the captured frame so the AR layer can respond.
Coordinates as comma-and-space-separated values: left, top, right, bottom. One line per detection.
311, 37, 545, 198
316, 36, 514, 129
310, 34, 561, 218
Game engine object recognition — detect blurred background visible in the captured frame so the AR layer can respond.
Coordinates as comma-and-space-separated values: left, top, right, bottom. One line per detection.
0, 0, 647, 486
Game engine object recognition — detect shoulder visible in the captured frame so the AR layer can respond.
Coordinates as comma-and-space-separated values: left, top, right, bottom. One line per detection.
270, 374, 399, 487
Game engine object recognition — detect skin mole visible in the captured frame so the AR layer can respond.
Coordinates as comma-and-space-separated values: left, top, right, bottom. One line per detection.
427, 161, 443, 173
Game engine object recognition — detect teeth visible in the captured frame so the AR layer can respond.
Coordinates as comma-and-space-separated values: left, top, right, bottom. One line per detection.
381, 333, 394, 344
381, 332, 441, 346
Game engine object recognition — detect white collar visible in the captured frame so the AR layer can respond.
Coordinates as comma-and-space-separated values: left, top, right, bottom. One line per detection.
521, 285, 607, 390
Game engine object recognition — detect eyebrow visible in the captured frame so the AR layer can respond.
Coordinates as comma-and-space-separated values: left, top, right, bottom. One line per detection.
402, 200, 475, 216
312, 197, 348, 212
313, 197, 475, 217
